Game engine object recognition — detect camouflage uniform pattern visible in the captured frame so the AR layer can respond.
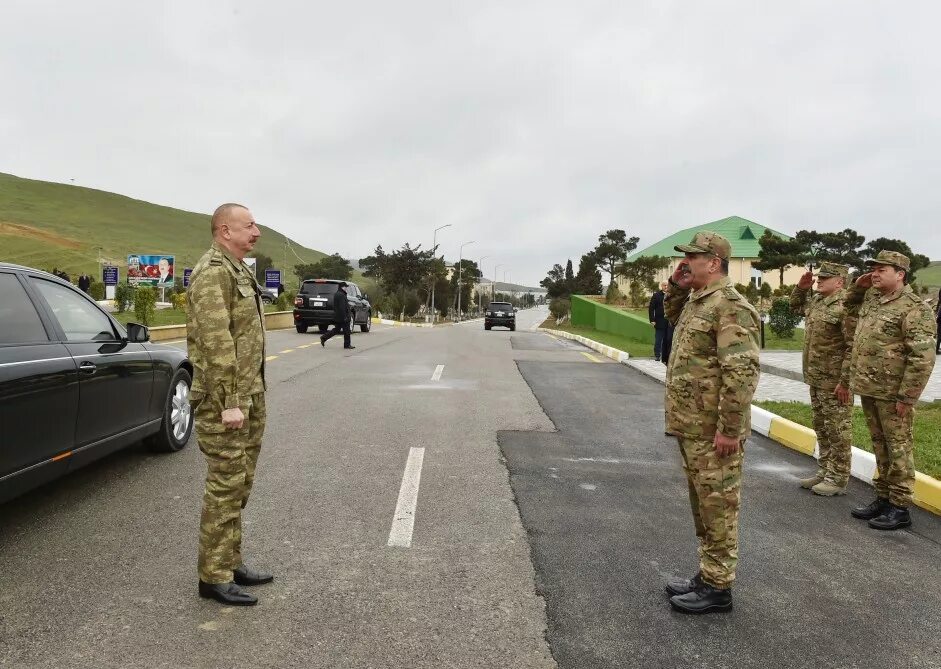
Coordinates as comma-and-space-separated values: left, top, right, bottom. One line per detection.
844, 251, 936, 507
664, 247, 760, 589
187, 241, 267, 584
789, 263, 855, 485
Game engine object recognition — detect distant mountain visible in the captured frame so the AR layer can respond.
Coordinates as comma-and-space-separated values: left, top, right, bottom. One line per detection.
478, 278, 545, 293
0, 172, 327, 283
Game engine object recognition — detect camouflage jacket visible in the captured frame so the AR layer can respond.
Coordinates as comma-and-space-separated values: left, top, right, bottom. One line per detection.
789, 286, 856, 391
186, 242, 267, 412
844, 283, 936, 404
664, 277, 761, 440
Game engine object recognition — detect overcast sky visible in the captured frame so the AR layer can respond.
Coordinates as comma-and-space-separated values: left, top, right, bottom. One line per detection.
2, 1, 938, 285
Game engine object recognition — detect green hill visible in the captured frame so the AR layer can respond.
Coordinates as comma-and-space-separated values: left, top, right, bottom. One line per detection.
919, 261, 941, 290
0, 171, 327, 286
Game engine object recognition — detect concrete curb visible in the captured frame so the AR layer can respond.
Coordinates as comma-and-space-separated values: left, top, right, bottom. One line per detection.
541, 326, 941, 516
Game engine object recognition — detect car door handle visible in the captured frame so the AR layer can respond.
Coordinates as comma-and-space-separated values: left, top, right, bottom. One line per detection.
79, 361, 97, 375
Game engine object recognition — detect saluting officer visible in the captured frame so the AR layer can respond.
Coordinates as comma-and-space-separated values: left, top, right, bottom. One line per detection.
789, 262, 855, 496
662, 231, 760, 614
187, 203, 274, 606
844, 250, 936, 530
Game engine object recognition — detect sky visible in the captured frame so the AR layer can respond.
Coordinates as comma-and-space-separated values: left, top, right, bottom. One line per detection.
2, 0, 939, 286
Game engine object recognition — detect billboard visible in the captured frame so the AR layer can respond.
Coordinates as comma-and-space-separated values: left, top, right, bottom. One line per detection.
183, 268, 193, 288
102, 266, 119, 286
127, 254, 176, 287
265, 269, 282, 289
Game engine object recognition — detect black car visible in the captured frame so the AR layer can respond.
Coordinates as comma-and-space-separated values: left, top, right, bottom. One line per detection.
485, 301, 516, 331
293, 279, 372, 333
0, 263, 194, 504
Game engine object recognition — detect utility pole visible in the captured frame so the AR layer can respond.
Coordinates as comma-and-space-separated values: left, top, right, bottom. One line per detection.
492, 263, 503, 303
475, 255, 489, 316
456, 240, 475, 321
430, 224, 452, 323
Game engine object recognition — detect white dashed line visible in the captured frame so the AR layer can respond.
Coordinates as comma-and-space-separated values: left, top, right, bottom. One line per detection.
387, 447, 425, 548
431, 364, 445, 381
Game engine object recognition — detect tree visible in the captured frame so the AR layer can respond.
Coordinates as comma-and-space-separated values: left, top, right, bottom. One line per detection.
574, 252, 603, 295
247, 252, 275, 282
360, 243, 435, 318
564, 259, 575, 296
540, 263, 568, 299
592, 229, 639, 288
753, 230, 804, 285
450, 259, 481, 313
793, 228, 866, 270
294, 253, 353, 284
617, 255, 671, 307
861, 237, 930, 283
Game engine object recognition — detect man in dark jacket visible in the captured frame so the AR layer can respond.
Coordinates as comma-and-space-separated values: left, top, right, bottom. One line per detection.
320, 282, 355, 349
78, 273, 92, 293
649, 281, 673, 364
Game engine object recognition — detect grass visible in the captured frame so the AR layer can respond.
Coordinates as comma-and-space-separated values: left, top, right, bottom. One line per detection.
113, 304, 282, 327
539, 318, 656, 358
0, 171, 329, 289
755, 400, 941, 480
918, 261, 941, 293
763, 326, 805, 351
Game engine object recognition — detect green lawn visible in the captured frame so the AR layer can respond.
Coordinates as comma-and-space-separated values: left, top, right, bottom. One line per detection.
539, 318, 656, 358
755, 400, 941, 480
113, 304, 281, 327
763, 326, 805, 351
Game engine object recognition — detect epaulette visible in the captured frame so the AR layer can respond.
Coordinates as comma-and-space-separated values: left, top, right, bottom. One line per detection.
722, 287, 741, 301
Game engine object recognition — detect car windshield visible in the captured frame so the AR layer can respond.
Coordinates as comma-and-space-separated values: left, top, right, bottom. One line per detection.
489, 303, 512, 310
302, 282, 339, 297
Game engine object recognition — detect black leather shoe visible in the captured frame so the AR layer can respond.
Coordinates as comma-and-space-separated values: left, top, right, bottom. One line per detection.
665, 572, 702, 597
670, 583, 732, 614
198, 581, 257, 606
851, 497, 890, 520
344, 345, 356, 349
233, 565, 274, 586
868, 504, 912, 531
320, 336, 326, 347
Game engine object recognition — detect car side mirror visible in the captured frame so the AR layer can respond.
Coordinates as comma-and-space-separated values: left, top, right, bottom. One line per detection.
126, 322, 150, 343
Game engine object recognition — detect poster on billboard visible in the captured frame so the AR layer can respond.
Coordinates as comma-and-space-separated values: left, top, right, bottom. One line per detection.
127, 254, 176, 287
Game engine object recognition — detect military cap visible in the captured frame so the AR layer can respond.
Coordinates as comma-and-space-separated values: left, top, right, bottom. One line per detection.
815, 261, 849, 278
674, 231, 732, 260
865, 250, 910, 272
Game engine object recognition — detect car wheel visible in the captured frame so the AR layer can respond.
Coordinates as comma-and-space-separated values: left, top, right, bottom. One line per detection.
318, 324, 329, 333
485, 324, 491, 330
296, 323, 309, 333
148, 367, 193, 453
360, 315, 371, 333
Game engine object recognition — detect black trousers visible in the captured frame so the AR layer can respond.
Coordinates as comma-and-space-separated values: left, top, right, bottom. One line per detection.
322, 319, 352, 347
654, 325, 673, 364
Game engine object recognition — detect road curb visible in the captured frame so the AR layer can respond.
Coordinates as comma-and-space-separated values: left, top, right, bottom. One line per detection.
540, 326, 941, 516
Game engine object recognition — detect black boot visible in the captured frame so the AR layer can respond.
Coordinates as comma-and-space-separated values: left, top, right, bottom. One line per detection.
234, 565, 274, 586
868, 504, 912, 531
665, 572, 702, 597
851, 497, 890, 520
670, 582, 732, 614
198, 581, 257, 606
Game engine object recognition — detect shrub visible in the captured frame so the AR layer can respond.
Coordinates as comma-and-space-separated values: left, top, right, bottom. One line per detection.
605, 282, 622, 304
403, 290, 421, 318
114, 283, 134, 313
549, 297, 570, 321
759, 282, 772, 299
768, 297, 801, 339
134, 286, 157, 325
88, 281, 106, 300
171, 292, 187, 312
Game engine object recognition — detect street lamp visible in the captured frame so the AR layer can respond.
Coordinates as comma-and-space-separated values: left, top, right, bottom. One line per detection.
456, 240, 475, 321
430, 224, 452, 323
493, 263, 503, 303
475, 255, 490, 315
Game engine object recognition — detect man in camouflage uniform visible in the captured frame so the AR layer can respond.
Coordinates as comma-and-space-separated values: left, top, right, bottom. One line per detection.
844, 250, 936, 530
789, 262, 855, 496
187, 203, 273, 606
661, 231, 760, 614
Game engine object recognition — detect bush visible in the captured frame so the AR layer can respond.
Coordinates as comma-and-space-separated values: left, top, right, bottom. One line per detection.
134, 286, 157, 325
171, 292, 187, 312
275, 290, 295, 311
403, 290, 421, 318
549, 297, 571, 321
88, 281, 106, 300
772, 284, 794, 298
768, 297, 801, 339
114, 283, 134, 313
759, 282, 772, 299
605, 282, 622, 304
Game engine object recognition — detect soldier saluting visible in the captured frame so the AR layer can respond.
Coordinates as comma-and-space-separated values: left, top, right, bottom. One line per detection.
789, 262, 855, 496
187, 203, 274, 606
661, 231, 760, 614
844, 250, 936, 530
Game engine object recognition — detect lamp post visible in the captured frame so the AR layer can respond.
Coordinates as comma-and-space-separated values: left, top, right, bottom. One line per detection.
430, 224, 452, 323
493, 263, 503, 303
475, 255, 490, 315
456, 240, 475, 321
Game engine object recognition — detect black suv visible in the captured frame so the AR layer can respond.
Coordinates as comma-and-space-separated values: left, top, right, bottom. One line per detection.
0, 263, 194, 504
293, 279, 372, 334
485, 302, 516, 331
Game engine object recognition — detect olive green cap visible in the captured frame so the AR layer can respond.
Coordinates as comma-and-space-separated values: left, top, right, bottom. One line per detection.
865, 250, 910, 272
674, 231, 732, 261
815, 261, 849, 278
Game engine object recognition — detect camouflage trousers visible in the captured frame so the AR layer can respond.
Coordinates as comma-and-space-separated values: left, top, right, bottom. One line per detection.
195, 392, 266, 584
809, 386, 852, 486
677, 436, 743, 590
860, 396, 915, 507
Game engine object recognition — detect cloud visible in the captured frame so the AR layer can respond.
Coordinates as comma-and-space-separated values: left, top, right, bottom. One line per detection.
2, 0, 938, 285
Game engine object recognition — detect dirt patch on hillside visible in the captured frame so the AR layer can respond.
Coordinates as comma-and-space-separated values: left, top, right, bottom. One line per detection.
0, 221, 84, 250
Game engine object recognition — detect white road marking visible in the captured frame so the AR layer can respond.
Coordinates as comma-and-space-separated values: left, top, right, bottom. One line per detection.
387, 447, 426, 548
431, 364, 445, 381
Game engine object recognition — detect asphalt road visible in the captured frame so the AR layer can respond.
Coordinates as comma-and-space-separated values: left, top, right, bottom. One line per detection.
2, 307, 939, 669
